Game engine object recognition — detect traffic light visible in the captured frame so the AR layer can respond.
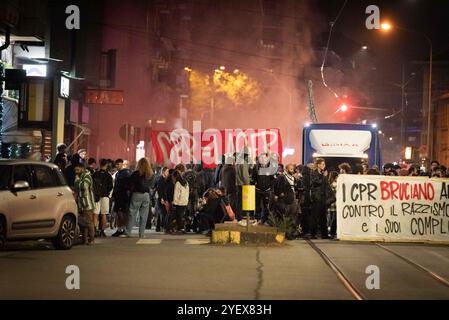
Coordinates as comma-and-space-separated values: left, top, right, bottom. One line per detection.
340, 103, 348, 112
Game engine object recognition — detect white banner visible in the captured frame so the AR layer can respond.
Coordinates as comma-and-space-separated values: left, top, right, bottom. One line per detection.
337, 174, 449, 243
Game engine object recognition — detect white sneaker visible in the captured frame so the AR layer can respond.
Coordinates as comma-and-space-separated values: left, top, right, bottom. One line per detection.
238, 220, 247, 227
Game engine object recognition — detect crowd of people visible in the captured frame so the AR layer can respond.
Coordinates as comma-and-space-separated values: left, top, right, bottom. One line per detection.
52, 143, 449, 245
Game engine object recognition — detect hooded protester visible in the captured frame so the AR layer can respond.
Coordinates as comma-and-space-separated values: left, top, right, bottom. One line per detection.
309, 158, 331, 239
53, 143, 68, 170
252, 153, 277, 224
273, 163, 300, 239
65, 153, 83, 189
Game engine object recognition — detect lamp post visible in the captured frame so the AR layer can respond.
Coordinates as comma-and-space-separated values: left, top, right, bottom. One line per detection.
380, 22, 433, 160
388, 66, 415, 151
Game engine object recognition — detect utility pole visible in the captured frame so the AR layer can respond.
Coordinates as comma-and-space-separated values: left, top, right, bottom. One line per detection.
307, 80, 318, 123
400, 64, 405, 154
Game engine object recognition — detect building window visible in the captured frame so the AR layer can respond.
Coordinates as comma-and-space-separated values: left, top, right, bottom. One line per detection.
99, 49, 116, 88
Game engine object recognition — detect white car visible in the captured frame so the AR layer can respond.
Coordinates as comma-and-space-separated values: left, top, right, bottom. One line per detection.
0, 160, 78, 250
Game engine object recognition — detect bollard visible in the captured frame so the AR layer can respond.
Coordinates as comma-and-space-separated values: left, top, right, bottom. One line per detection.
242, 185, 255, 232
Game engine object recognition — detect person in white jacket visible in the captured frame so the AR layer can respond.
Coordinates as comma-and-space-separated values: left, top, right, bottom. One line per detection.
171, 170, 190, 233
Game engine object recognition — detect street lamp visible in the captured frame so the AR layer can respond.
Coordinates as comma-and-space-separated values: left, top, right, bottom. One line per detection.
381, 22, 392, 31
379, 21, 433, 160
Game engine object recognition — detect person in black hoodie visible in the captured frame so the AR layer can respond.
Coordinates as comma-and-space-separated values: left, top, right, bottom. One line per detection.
92, 159, 113, 237
64, 153, 82, 189
310, 158, 331, 239
252, 153, 277, 224
53, 143, 67, 170
155, 167, 169, 232
199, 188, 226, 235
164, 169, 176, 234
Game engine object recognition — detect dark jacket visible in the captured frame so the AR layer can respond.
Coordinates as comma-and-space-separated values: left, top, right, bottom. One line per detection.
112, 168, 132, 210
53, 153, 67, 169
166, 175, 175, 203
155, 175, 168, 202
92, 169, 113, 199
310, 170, 329, 203
184, 170, 198, 197
196, 170, 214, 198
214, 164, 223, 187
221, 165, 237, 194
252, 164, 276, 191
274, 173, 295, 205
64, 154, 83, 188
301, 166, 313, 207
201, 197, 225, 223
64, 165, 76, 189
128, 171, 154, 194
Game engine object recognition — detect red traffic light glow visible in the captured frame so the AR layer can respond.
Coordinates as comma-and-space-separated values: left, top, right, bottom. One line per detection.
340, 103, 348, 112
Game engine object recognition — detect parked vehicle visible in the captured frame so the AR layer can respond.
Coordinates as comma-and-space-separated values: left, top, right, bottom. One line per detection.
302, 123, 382, 171
0, 160, 78, 250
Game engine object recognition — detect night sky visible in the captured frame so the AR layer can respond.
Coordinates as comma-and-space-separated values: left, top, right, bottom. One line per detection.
318, 0, 449, 61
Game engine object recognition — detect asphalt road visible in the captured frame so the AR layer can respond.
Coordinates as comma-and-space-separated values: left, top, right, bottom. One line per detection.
0, 230, 448, 300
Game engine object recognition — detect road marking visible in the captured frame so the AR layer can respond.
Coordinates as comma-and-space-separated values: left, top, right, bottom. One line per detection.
184, 239, 210, 245
136, 239, 162, 245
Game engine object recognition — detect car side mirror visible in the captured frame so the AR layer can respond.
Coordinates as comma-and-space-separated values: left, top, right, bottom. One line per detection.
12, 180, 30, 191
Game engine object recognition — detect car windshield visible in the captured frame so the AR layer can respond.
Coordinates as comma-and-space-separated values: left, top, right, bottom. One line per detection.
321, 157, 365, 173
0, 165, 12, 190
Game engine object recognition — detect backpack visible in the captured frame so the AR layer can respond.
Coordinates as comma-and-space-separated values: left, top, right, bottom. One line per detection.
91, 172, 103, 202
220, 199, 235, 222
184, 171, 197, 196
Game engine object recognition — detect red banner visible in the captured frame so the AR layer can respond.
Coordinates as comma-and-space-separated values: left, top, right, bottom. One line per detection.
150, 128, 282, 168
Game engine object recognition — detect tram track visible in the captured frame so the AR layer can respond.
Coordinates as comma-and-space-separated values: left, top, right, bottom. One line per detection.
374, 243, 449, 289
307, 239, 449, 300
306, 240, 366, 300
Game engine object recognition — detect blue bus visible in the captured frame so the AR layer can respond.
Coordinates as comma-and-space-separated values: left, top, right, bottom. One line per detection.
302, 123, 382, 171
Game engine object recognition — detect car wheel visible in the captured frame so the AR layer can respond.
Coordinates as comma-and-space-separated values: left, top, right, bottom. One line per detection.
0, 217, 5, 250
52, 216, 75, 250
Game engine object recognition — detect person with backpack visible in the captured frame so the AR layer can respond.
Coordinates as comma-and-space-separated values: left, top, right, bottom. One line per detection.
170, 170, 190, 234
124, 158, 154, 238
199, 188, 227, 236
220, 157, 238, 220
92, 159, 114, 237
